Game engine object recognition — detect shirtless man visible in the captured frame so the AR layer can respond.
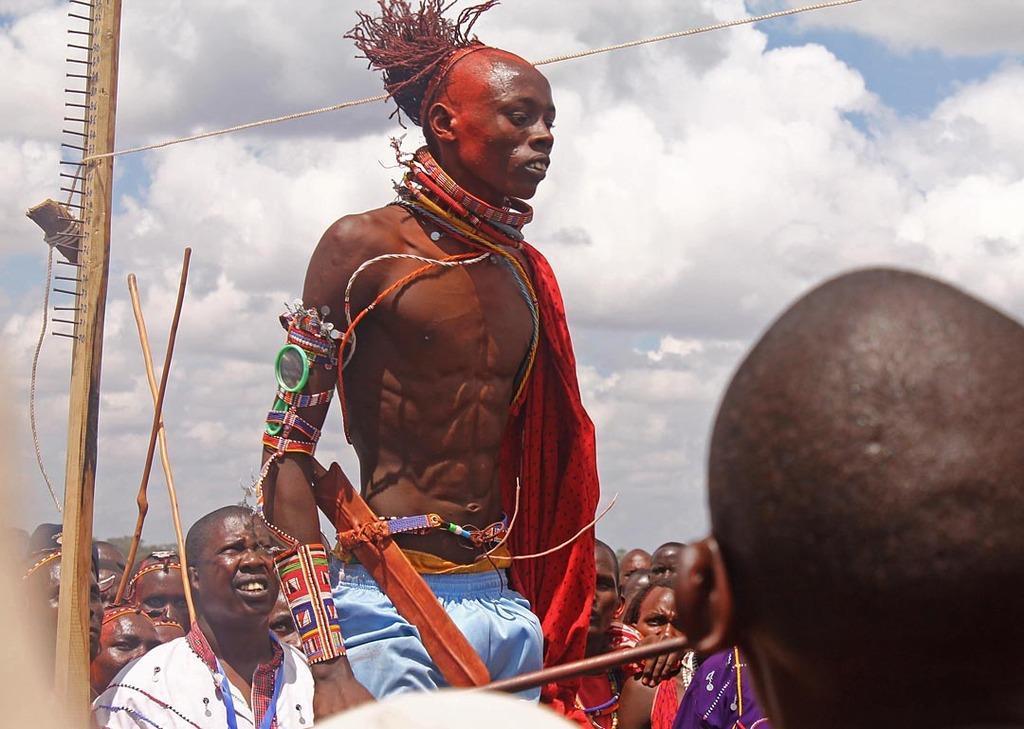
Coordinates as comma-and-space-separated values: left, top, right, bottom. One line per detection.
259, 1, 598, 718
674, 269, 1024, 729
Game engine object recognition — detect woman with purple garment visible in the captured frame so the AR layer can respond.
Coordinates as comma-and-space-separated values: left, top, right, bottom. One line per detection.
672, 649, 770, 729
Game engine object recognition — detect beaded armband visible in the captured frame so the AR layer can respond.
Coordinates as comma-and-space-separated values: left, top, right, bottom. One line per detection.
275, 544, 345, 664
255, 301, 341, 533
263, 300, 341, 455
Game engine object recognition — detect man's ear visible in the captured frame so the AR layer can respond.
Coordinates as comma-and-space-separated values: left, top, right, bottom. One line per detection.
613, 593, 626, 620
426, 101, 457, 144
187, 565, 200, 597
674, 537, 735, 654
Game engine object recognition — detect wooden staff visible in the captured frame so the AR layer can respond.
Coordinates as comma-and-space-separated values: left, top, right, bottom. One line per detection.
314, 461, 491, 687
126, 271, 197, 624
114, 248, 192, 605
485, 636, 689, 694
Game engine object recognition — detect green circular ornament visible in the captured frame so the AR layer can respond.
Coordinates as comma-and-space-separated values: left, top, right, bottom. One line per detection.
275, 344, 310, 393
264, 397, 287, 436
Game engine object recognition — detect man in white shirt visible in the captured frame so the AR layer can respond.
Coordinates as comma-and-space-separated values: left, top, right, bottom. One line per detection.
94, 505, 323, 727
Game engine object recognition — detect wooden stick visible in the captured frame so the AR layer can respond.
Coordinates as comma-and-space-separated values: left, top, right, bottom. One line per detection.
314, 461, 491, 687
484, 637, 689, 694
126, 272, 197, 624
114, 248, 192, 605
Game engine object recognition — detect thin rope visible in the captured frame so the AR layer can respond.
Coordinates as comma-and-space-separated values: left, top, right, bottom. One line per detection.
431, 492, 619, 575
506, 493, 618, 562
341, 250, 490, 367
28, 165, 85, 513
529, 0, 862, 66
29, 243, 61, 512
80, 0, 862, 163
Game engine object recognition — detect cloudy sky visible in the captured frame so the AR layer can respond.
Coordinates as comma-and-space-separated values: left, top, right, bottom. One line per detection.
2, 0, 1022, 552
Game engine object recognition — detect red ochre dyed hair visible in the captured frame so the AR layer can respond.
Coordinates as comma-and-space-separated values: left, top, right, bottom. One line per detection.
346, 0, 499, 126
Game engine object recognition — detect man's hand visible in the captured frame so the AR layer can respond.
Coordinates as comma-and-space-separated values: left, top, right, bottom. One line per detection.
634, 634, 685, 687
311, 656, 374, 720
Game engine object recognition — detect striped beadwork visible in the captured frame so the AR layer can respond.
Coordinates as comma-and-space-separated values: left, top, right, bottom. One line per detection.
275, 544, 345, 664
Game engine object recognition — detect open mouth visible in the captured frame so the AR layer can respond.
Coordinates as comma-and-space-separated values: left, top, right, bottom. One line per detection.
523, 157, 549, 178
233, 576, 270, 599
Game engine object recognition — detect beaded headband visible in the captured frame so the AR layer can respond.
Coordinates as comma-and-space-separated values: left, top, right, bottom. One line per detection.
22, 550, 61, 580
102, 605, 148, 626
128, 558, 181, 593
418, 43, 490, 128
151, 618, 184, 631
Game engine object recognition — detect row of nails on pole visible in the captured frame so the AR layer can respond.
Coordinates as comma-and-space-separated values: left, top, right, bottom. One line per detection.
53, 0, 97, 341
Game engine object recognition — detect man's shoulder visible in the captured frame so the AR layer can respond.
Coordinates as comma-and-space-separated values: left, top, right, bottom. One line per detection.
93, 637, 206, 727
97, 637, 194, 695
280, 642, 315, 683
318, 205, 407, 255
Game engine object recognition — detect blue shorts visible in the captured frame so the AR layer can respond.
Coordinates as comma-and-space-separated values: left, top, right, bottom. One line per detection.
332, 563, 544, 700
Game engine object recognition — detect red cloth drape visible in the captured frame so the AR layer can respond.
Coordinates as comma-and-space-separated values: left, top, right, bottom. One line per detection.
651, 680, 682, 729
502, 243, 600, 723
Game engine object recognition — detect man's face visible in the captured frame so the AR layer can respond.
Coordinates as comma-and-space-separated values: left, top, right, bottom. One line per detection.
623, 569, 652, 608
152, 620, 185, 644
90, 612, 161, 693
620, 550, 652, 584
27, 558, 103, 660
633, 586, 682, 642
269, 591, 301, 650
590, 548, 623, 643
190, 513, 278, 625
134, 568, 190, 630
437, 51, 555, 202
94, 542, 126, 607
650, 545, 682, 581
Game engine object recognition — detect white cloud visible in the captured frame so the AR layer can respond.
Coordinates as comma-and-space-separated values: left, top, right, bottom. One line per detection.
3, 1, 1023, 552
768, 0, 1024, 56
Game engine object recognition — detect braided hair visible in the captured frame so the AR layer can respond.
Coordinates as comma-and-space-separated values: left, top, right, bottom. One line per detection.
346, 0, 499, 126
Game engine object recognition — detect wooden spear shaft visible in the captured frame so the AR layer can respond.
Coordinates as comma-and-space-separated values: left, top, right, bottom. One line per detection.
485, 636, 689, 694
114, 248, 191, 605
126, 272, 197, 624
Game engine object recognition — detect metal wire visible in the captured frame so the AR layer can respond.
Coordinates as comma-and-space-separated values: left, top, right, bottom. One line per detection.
80, 0, 863, 163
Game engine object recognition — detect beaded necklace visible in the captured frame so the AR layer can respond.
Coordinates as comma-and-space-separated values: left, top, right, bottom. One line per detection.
575, 670, 621, 729
334, 146, 541, 441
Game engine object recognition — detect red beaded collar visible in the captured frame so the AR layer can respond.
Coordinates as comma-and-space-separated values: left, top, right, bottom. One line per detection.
413, 147, 534, 230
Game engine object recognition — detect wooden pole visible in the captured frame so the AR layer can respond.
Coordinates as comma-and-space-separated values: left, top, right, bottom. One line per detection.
485, 637, 689, 694
54, 0, 122, 716
126, 272, 197, 625
115, 249, 192, 606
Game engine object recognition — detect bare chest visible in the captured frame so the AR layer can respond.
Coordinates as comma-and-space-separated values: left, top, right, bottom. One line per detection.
353, 251, 534, 380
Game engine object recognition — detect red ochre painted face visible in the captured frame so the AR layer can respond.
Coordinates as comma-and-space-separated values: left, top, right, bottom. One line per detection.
90, 612, 161, 693
427, 49, 555, 205
134, 568, 190, 631
634, 586, 682, 642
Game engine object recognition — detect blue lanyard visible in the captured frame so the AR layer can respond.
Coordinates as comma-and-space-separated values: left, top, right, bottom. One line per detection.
213, 637, 285, 729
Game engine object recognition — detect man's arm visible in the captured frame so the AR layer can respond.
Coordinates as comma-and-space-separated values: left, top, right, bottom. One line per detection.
259, 214, 383, 717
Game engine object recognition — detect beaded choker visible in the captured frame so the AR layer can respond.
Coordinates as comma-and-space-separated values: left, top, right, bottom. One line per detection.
412, 147, 533, 230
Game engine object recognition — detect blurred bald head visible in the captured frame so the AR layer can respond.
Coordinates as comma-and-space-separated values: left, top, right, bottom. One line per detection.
710, 269, 1024, 691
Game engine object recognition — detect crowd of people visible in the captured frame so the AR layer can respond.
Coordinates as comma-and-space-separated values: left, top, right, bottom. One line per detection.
20, 507, 760, 728
16, 268, 1024, 729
